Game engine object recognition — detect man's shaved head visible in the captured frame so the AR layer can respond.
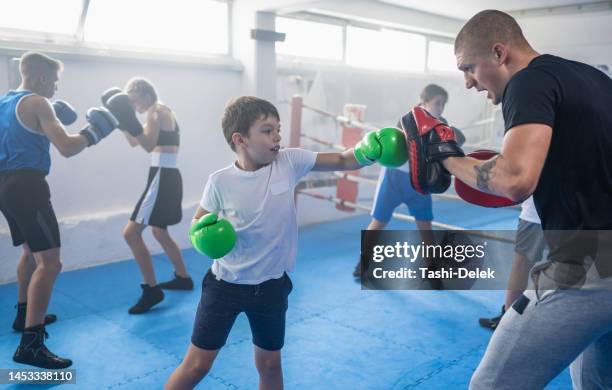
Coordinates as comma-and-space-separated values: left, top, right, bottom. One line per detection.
455, 10, 531, 56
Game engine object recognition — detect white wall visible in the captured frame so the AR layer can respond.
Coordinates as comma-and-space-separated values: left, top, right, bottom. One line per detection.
518, 10, 612, 67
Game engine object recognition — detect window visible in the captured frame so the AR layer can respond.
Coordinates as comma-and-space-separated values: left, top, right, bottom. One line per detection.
346, 26, 425, 72
276, 17, 343, 61
428, 41, 457, 72
0, 0, 82, 35
84, 0, 228, 55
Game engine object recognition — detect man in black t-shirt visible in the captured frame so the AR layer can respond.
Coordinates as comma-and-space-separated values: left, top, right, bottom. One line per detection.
439, 10, 612, 389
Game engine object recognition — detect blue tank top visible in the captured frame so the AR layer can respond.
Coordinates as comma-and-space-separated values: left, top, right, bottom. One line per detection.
0, 90, 51, 175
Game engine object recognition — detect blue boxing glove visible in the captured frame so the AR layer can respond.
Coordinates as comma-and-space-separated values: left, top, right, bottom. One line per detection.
101, 87, 122, 108
79, 108, 119, 146
105, 93, 143, 137
52, 100, 77, 126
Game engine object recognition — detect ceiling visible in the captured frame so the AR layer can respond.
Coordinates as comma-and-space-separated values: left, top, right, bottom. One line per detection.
378, 0, 608, 19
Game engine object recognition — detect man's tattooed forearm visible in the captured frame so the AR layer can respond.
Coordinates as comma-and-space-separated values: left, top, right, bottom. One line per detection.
474, 157, 498, 192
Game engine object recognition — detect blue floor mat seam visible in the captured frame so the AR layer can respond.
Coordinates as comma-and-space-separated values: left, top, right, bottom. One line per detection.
59, 296, 242, 389
286, 292, 378, 326
106, 361, 179, 389
317, 312, 436, 358
398, 343, 486, 389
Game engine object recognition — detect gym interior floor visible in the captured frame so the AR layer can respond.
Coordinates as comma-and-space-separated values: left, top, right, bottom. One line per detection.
0, 198, 571, 389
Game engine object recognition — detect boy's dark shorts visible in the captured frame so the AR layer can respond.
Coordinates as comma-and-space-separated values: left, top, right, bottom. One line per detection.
191, 269, 293, 351
0, 170, 60, 252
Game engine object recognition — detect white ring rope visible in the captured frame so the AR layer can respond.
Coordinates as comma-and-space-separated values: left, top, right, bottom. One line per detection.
297, 189, 516, 244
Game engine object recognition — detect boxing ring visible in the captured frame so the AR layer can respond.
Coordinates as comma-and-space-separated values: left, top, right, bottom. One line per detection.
0, 96, 571, 388
282, 95, 519, 244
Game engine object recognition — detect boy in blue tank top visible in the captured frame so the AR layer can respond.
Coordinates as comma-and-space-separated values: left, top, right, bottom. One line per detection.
0, 51, 117, 369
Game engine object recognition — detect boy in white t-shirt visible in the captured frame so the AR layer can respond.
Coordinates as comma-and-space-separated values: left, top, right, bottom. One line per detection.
164, 96, 408, 389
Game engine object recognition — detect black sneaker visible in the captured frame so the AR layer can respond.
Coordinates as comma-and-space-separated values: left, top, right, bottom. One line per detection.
13, 325, 72, 369
12, 303, 57, 332
128, 284, 164, 314
479, 305, 506, 330
158, 273, 194, 291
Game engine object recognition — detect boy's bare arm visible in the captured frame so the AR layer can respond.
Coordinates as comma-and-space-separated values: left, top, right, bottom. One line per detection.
312, 149, 362, 172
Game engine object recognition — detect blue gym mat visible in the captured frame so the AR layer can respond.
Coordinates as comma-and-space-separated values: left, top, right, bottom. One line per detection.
0, 199, 571, 389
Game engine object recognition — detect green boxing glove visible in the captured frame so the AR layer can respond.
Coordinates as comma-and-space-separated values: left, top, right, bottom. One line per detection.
353, 127, 408, 167
189, 213, 237, 259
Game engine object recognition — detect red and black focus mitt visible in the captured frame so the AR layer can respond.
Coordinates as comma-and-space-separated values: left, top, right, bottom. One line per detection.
399, 106, 464, 194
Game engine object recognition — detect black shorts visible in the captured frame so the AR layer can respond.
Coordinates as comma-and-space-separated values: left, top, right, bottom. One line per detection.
191, 270, 293, 351
0, 170, 60, 252
130, 167, 182, 228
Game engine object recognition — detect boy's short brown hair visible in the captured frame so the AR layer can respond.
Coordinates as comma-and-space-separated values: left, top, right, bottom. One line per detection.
420, 84, 448, 104
221, 96, 279, 151
20, 51, 63, 79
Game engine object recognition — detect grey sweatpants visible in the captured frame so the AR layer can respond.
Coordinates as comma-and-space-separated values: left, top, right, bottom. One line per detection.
471, 288, 612, 389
